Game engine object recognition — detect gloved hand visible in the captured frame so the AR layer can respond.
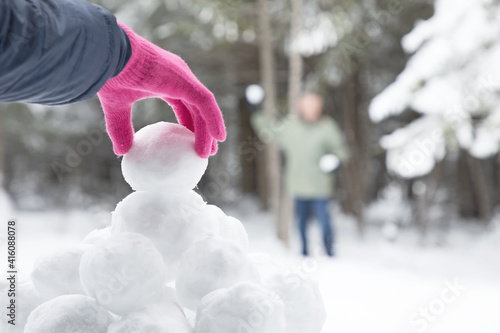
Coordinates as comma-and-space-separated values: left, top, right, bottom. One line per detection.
98, 23, 226, 158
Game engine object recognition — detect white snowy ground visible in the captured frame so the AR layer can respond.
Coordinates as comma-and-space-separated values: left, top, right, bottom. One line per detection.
1, 197, 499, 333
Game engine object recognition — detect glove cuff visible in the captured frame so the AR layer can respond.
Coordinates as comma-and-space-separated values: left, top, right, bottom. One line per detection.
100, 23, 159, 92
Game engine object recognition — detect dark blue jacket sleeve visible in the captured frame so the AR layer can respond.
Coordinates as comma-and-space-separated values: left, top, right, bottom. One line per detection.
0, 0, 131, 105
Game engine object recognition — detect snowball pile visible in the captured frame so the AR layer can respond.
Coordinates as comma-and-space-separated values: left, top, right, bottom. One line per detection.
20, 122, 326, 332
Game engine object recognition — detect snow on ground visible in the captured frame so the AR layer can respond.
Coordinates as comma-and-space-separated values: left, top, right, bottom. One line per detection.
226, 198, 500, 333
1, 197, 499, 333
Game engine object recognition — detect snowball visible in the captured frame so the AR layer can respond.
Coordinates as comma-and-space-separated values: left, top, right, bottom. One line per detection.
30, 246, 87, 300
79, 232, 167, 315
250, 254, 327, 333
24, 295, 113, 333
158, 285, 177, 303
176, 238, 260, 310
245, 84, 265, 105
263, 274, 326, 333
0, 279, 43, 332
82, 227, 111, 246
195, 282, 286, 333
111, 191, 219, 281
122, 122, 208, 192
107, 299, 193, 333
249, 252, 285, 282
319, 154, 340, 173
218, 216, 249, 251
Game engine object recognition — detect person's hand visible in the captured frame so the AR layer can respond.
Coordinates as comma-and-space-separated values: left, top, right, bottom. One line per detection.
97, 23, 226, 158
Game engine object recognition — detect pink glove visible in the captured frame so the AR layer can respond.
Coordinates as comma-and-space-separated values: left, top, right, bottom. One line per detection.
97, 23, 226, 158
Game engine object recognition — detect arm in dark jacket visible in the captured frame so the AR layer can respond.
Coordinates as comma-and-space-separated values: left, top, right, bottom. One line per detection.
0, 0, 131, 105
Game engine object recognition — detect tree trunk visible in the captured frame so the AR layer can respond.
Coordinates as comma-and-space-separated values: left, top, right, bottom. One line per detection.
238, 97, 258, 194
414, 162, 442, 241
276, 0, 304, 246
340, 68, 368, 236
288, 0, 303, 116
466, 152, 491, 222
457, 149, 476, 217
258, 0, 283, 240
257, 142, 269, 210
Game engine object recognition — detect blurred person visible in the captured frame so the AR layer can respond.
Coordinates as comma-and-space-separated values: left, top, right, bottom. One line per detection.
0, 0, 225, 158
252, 93, 349, 256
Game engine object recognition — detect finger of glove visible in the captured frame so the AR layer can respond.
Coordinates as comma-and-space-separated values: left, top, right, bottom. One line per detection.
163, 97, 195, 132
210, 139, 218, 155
193, 115, 212, 159
123, 42, 225, 142
98, 93, 135, 156
188, 89, 226, 142
147, 53, 226, 141
169, 99, 216, 157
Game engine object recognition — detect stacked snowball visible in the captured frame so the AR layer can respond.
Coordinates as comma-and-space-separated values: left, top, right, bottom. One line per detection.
20, 122, 326, 332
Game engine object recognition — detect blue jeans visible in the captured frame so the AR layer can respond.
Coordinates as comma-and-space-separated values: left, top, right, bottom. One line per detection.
294, 198, 334, 256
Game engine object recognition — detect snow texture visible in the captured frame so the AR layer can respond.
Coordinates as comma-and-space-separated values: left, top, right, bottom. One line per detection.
195, 282, 286, 333
10, 203, 500, 333
249, 253, 286, 281
111, 191, 219, 281
24, 295, 113, 333
30, 245, 87, 300
0, 187, 14, 222
369, 0, 500, 176
79, 232, 167, 315
121, 122, 208, 192
292, 11, 339, 57
218, 215, 250, 251
107, 299, 193, 333
0, 279, 44, 332
379, 115, 446, 178
81, 226, 111, 246
175, 238, 260, 310
263, 273, 326, 333
19, 120, 327, 332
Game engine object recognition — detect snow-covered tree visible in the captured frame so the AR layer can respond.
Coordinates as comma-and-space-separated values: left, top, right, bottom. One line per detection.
370, 0, 500, 179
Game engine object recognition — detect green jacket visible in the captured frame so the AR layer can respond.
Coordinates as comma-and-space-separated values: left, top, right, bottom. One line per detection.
251, 112, 349, 199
